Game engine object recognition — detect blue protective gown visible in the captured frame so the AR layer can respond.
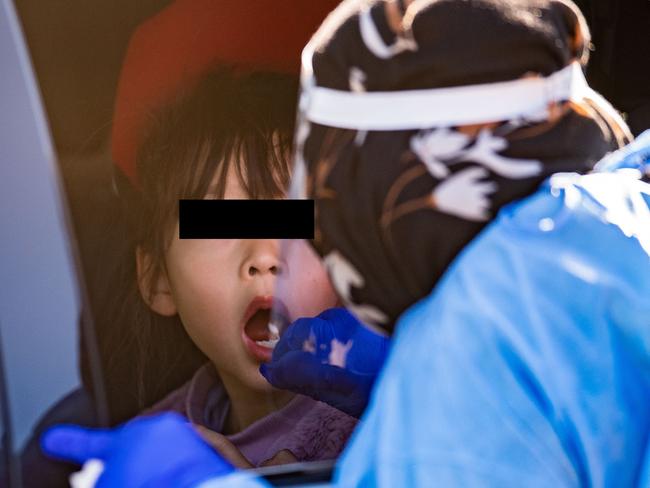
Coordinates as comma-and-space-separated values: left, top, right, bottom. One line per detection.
202, 133, 650, 487
334, 175, 650, 485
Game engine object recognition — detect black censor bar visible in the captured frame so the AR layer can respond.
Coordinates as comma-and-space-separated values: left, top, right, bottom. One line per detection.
179, 200, 315, 239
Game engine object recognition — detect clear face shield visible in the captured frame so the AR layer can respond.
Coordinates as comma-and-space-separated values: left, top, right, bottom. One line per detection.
266, 56, 595, 346
268, 237, 340, 339
266, 73, 345, 345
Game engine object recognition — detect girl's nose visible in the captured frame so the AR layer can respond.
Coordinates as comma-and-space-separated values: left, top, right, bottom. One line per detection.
241, 240, 281, 280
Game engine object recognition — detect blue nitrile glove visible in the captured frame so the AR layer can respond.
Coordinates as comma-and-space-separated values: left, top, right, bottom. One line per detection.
41, 413, 234, 488
260, 308, 390, 418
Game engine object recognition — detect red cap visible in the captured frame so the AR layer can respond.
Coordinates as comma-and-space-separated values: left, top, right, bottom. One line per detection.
112, 0, 339, 186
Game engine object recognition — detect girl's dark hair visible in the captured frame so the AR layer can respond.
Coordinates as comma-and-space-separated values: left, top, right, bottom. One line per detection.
135, 68, 298, 296
101, 68, 298, 421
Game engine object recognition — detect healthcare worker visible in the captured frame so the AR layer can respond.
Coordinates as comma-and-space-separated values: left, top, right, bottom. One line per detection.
42, 0, 650, 486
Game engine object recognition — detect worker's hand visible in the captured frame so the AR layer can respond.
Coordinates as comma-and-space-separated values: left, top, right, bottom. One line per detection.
193, 425, 253, 469
41, 413, 234, 488
260, 308, 390, 418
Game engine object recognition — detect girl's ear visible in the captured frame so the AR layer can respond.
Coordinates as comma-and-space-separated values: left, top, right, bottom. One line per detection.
136, 246, 178, 316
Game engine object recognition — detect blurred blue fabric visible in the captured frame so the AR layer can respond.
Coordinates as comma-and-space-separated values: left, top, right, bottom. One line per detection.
334, 165, 650, 487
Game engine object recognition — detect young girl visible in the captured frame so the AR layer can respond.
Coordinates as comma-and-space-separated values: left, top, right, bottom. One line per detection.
109, 0, 356, 468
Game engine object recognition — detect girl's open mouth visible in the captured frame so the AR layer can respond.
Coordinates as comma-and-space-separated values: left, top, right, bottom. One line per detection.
244, 308, 279, 348
241, 296, 281, 363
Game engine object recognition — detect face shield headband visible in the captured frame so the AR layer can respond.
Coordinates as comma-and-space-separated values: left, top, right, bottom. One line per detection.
302, 60, 591, 131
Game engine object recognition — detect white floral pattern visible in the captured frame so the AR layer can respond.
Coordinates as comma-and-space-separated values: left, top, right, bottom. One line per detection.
408, 127, 544, 221
461, 129, 542, 179
433, 167, 497, 221
410, 128, 470, 178
323, 250, 389, 327
359, 8, 417, 60
410, 127, 543, 180
349, 67, 367, 93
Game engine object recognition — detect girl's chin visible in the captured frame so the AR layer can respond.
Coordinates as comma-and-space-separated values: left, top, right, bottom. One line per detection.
218, 357, 293, 398
251, 373, 295, 402
242, 367, 277, 392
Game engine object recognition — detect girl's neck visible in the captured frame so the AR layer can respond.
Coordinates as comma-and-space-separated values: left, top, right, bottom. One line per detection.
219, 369, 295, 435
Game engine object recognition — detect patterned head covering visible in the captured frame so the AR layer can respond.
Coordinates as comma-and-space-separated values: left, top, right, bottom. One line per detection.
296, 0, 630, 332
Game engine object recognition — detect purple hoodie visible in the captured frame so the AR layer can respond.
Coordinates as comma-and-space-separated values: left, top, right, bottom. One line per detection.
143, 363, 357, 467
